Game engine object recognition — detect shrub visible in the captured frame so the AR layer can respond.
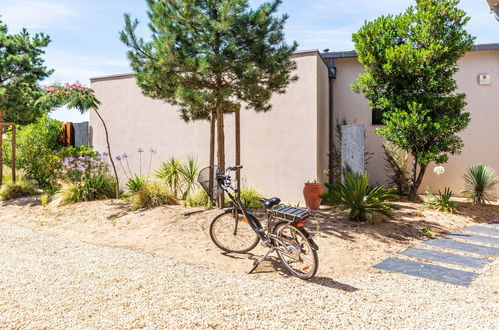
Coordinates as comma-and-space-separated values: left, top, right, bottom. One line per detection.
132, 182, 178, 209
179, 156, 199, 198
425, 187, 457, 213
60, 155, 109, 183
185, 189, 212, 207
240, 187, 263, 208
126, 175, 149, 193
383, 142, 411, 196
462, 164, 498, 204
156, 158, 183, 197
321, 171, 400, 222
0, 180, 39, 200
15, 115, 63, 190
59, 173, 116, 204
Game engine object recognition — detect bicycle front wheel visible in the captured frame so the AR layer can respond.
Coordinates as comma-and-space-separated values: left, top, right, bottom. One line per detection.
209, 210, 260, 254
273, 222, 318, 279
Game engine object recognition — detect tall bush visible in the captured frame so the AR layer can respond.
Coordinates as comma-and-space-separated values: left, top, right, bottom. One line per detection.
352, 0, 475, 200
16, 115, 63, 190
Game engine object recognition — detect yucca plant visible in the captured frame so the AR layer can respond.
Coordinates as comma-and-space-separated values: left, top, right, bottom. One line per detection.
321, 171, 400, 222
155, 158, 183, 197
179, 156, 199, 199
461, 164, 498, 204
126, 175, 149, 193
425, 187, 457, 213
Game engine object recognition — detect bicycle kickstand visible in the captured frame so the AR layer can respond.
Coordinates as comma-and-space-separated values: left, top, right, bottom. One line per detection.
247, 247, 274, 275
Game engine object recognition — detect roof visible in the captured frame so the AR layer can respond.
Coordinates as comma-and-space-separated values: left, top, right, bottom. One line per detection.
90, 43, 499, 82
321, 43, 499, 59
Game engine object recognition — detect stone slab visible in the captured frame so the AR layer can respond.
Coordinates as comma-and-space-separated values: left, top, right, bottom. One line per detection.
423, 238, 499, 257
374, 258, 477, 286
341, 124, 364, 178
400, 248, 493, 269
444, 232, 499, 246
464, 226, 499, 237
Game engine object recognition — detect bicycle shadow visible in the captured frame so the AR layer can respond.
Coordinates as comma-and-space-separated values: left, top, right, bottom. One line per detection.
224, 253, 359, 292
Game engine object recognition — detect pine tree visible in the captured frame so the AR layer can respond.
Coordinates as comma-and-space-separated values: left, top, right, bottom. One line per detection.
120, 0, 297, 204
0, 20, 52, 185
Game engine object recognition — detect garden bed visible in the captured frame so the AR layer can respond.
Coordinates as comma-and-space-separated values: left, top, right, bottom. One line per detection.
1, 197, 497, 278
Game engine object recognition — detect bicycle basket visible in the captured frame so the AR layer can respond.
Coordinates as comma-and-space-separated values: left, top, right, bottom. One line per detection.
198, 166, 222, 199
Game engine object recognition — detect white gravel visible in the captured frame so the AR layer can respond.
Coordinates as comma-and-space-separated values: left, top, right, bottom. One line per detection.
0, 223, 497, 329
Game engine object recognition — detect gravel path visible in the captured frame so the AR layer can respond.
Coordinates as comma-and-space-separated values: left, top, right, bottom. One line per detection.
0, 223, 497, 329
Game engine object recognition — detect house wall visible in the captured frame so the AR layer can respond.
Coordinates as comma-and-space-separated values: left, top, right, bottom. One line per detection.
90, 51, 330, 203
332, 49, 499, 195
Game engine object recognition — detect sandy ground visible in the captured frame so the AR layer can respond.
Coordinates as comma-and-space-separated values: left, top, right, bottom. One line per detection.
1, 197, 498, 279
0, 221, 497, 328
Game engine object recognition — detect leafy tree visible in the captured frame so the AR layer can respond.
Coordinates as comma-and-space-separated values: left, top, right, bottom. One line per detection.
352, 0, 475, 201
39, 82, 120, 198
120, 0, 297, 205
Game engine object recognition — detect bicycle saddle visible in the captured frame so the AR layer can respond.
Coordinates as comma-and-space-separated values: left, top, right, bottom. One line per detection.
258, 197, 281, 209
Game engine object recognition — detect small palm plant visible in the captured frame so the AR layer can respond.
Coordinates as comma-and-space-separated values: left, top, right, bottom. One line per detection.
425, 187, 457, 213
461, 164, 498, 204
179, 156, 199, 199
321, 171, 400, 222
156, 158, 183, 197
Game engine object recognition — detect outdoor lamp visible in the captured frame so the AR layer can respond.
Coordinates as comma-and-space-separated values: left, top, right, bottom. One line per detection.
487, 0, 499, 21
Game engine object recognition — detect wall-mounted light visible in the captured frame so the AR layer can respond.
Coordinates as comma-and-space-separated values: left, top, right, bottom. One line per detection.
487, 0, 499, 21
479, 73, 491, 85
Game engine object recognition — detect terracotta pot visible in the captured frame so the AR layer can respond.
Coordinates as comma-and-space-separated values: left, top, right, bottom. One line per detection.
303, 183, 324, 210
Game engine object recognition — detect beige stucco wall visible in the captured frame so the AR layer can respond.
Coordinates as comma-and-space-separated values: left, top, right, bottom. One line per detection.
332, 49, 499, 196
90, 51, 330, 203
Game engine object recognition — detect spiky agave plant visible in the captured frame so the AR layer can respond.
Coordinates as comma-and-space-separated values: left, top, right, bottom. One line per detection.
462, 164, 499, 204
321, 171, 400, 221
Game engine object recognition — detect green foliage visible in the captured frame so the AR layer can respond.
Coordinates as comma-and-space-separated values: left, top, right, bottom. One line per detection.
59, 173, 116, 204
0, 20, 52, 123
352, 0, 475, 199
179, 156, 200, 198
425, 187, 457, 213
156, 158, 183, 197
57, 145, 97, 159
38, 82, 100, 114
461, 164, 498, 204
321, 171, 400, 222
0, 179, 39, 200
421, 228, 436, 239
126, 175, 149, 193
240, 187, 263, 208
15, 115, 63, 190
132, 182, 178, 209
121, 0, 298, 122
185, 189, 212, 207
383, 142, 411, 196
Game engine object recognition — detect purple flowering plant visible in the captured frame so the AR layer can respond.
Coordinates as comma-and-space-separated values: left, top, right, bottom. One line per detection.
61, 155, 109, 183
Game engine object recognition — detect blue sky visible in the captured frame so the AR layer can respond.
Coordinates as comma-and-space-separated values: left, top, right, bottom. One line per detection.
1, 0, 497, 122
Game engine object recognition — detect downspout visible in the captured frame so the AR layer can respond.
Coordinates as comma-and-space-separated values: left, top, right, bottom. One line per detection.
327, 57, 336, 185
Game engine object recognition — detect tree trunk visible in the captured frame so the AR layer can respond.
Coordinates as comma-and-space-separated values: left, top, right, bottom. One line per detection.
216, 107, 225, 208
235, 107, 241, 191
208, 110, 216, 204
0, 111, 3, 187
92, 108, 120, 199
408, 161, 427, 201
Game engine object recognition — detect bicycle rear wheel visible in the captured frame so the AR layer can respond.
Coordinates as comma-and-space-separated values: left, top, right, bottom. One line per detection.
273, 222, 318, 279
210, 210, 260, 254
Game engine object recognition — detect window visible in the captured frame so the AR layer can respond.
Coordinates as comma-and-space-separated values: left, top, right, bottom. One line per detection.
372, 109, 384, 125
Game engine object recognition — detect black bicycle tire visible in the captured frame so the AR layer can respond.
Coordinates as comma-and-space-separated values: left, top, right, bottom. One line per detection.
209, 210, 260, 254
273, 222, 319, 279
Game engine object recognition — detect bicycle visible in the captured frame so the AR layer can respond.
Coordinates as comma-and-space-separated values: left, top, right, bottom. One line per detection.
198, 165, 319, 279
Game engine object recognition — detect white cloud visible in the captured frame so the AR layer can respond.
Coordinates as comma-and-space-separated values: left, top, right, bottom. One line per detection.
1, 0, 79, 29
